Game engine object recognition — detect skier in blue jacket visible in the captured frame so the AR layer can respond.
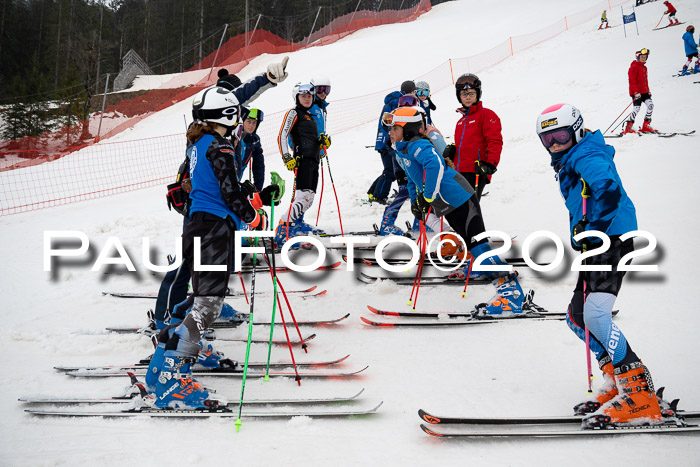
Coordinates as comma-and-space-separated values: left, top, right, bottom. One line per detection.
680, 25, 699, 76
535, 103, 662, 429
385, 106, 527, 317
367, 81, 416, 204
239, 108, 266, 190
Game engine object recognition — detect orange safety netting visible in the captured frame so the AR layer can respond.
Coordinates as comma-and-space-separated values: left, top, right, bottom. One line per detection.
1, 0, 631, 216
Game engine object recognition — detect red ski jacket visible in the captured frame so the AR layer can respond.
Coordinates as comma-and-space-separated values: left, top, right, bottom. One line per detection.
665, 2, 676, 14
628, 60, 649, 96
453, 101, 503, 179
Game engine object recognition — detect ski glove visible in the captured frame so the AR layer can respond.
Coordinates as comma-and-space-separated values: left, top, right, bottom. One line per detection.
282, 153, 297, 171
475, 161, 497, 177
260, 184, 281, 206
571, 219, 602, 252
318, 133, 331, 149
442, 143, 456, 162
240, 180, 257, 198
411, 194, 431, 220
634, 93, 641, 100
248, 209, 269, 231
266, 56, 289, 84
395, 169, 408, 186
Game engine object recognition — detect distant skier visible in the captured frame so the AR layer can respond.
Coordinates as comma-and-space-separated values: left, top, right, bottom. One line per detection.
598, 11, 609, 30
622, 49, 656, 134
239, 108, 266, 189
680, 25, 699, 76
385, 106, 527, 316
275, 82, 324, 244
367, 80, 416, 205
663, 1, 679, 26
535, 103, 663, 429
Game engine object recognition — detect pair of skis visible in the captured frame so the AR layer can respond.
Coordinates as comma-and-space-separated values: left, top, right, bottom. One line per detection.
605, 130, 695, 138
417, 388, 700, 437
101, 285, 323, 300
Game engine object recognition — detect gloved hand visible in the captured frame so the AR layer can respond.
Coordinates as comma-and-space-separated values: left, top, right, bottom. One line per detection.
282, 153, 297, 171
571, 219, 601, 251
318, 133, 331, 149
395, 169, 407, 186
443, 143, 456, 162
634, 93, 641, 100
240, 180, 256, 198
260, 184, 281, 206
411, 194, 431, 220
475, 161, 497, 177
248, 209, 269, 231
266, 56, 289, 84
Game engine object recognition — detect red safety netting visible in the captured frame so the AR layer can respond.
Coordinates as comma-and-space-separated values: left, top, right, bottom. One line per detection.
1, 0, 632, 216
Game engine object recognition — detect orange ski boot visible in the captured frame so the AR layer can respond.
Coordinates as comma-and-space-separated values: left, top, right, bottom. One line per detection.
639, 120, 657, 134
621, 121, 636, 135
582, 361, 662, 429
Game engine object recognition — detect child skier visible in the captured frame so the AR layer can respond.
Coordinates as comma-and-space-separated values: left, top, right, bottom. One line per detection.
367, 80, 416, 204
535, 103, 663, 429
680, 25, 699, 76
385, 106, 527, 316
239, 108, 266, 189
275, 83, 324, 244
663, 1, 679, 26
414, 80, 435, 124
622, 49, 656, 134
599, 11, 609, 30
442, 73, 502, 201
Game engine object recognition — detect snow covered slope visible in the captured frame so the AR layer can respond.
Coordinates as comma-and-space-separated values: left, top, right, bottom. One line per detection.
2, 0, 700, 465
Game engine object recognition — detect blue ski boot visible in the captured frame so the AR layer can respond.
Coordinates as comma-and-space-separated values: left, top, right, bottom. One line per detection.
474, 273, 525, 317
680, 66, 691, 76
274, 221, 292, 246
450, 242, 511, 281
154, 354, 217, 408
412, 218, 434, 233
195, 340, 238, 370
695, 63, 700, 74
293, 212, 326, 235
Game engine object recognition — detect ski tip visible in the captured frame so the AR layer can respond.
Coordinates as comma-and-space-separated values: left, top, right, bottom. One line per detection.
418, 409, 442, 424
360, 316, 392, 327
420, 423, 444, 437
307, 286, 318, 292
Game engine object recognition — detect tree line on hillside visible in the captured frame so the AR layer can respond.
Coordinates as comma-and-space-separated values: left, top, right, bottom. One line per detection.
0, 0, 449, 142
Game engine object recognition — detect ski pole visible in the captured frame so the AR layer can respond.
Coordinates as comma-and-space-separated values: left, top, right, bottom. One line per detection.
603, 102, 633, 135
274, 275, 308, 354
235, 237, 259, 432
323, 148, 344, 236
411, 212, 429, 311
461, 252, 475, 298
580, 178, 594, 393
654, 12, 666, 29
315, 156, 325, 225
238, 271, 249, 305
285, 167, 297, 242
263, 172, 286, 380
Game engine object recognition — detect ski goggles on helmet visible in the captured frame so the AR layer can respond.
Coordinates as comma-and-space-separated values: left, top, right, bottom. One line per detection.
297, 84, 316, 95
415, 89, 430, 98
245, 108, 264, 122
382, 111, 423, 127
639, 48, 650, 55
455, 74, 479, 91
314, 85, 331, 95
398, 95, 420, 107
538, 127, 575, 149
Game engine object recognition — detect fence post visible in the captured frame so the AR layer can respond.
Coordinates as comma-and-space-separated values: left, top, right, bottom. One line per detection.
307, 7, 322, 44
95, 73, 110, 143
449, 58, 455, 85
510, 37, 514, 56
565, 16, 568, 30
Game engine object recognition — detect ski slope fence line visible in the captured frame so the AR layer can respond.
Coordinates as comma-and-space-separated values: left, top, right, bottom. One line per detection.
0, 0, 631, 217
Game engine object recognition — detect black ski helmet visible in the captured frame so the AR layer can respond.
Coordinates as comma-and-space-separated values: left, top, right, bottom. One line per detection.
455, 73, 482, 104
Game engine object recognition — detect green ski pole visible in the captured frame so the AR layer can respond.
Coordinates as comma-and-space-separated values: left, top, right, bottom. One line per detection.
264, 172, 285, 381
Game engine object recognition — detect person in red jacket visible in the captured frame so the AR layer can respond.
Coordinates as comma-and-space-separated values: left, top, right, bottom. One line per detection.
442, 73, 502, 200
663, 1, 679, 26
622, 48, 656, 134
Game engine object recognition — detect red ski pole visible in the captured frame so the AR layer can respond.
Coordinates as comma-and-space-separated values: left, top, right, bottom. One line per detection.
603, 102, 633, 136
238, 271, 249, 305
315, 157, 325, 225
323, 149, 344, 236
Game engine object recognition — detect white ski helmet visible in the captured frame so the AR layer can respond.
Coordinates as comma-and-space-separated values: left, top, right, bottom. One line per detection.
536, 103, 585, 149
310, 75, 331, 96
191, 86, 241, 129
292, 82, 315, 103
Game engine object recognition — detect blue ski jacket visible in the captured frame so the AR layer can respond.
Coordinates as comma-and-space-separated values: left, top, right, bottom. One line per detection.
375, 91, 404, 150
683, 31, 698, 56
551, 130, 637, 239
309, 97, 329, 136
394, 137, 472, 216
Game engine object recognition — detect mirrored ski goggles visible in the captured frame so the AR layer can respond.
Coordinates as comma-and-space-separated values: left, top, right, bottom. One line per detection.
538, 127, 574, 149
639, 48, 650, 56
398, 95, 420, 107
314, 85, 331, 95
455, 76, 479, 91
297, 84, 315, 95
382, 111, 423, 127
415, 89, 430, 97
